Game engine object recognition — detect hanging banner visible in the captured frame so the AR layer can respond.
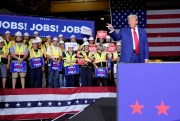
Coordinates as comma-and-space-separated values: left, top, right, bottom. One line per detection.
30, 57, 44, 68
10, 61, 27, 73
50, 60, 63, 71
65, 65, 79, 75
94, 68, 108, 78
0, 14, 95, 39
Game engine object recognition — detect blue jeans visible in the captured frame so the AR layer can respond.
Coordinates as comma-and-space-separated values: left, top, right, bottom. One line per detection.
29, 67, 42, 88
48, 67, 59, 88
59, 74, 66, 87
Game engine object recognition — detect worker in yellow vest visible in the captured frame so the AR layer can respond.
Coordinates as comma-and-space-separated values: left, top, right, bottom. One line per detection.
4, 31, 14, 49
23, 32, 30, 47
28, 31, 39, 50
44, 36, 52, 51
0, 36, 9, 88
58, 40, 66, 87
70, 35, 80, 50
46, 37, 62, 88
10, 31, 28, 89
29, 39, 44, 88
36, 36, 47, 87
63, 45, 77, 87
93, 43, 108, 86
79, 41, 94, 86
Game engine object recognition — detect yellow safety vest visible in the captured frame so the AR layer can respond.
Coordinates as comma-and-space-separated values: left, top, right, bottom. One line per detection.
82, 51, 94, 62
0, 46, 9, 62
49, 45, 61, 58
44, 42, 51, 50
14, 43, 26, 56
94, 51, 106, 63
28, 39, 33, 50
30, 49, 43, 59
4, 40, 15, 49
63, 52, 76, 67
113, 51, 118, 59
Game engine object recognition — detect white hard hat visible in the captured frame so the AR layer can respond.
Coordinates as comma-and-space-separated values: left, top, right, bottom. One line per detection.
15, 31, 22, 37
35, 37, 42, 43
89, 36, 94, 41
46, 35, 51, 38
34, 31, 38, 35
103, 43, 109, 47
24, 32, 29, 36
84, 41, 89, 46
5, 31, 10, 34
106, 35, 111, 39
116, 42, 121, 46
83, 37, 88, 42
32, 39, 38, 44
52, 37, 58, 41
0, 36, 4, 43
59, 34, 63, 37
59, 40, 64, 44
96, 43, 100, 46
70, 35, 76, 39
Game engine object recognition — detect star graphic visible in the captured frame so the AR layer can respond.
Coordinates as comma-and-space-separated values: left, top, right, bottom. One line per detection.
27, 102, 31, 107
130, 100, 144, 115
5, 103, 9, 108
67, 101, 71, 105
155, 101, 170, 116
16, 102, 21, 107
48, 102, 52, 106
38, 102, 42, 106
76, 100, 79, 104
58, 102, 61, 106
84, 100, 88, 104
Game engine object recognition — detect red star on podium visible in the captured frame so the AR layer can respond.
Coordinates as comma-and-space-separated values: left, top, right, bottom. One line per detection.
130, 100, 144, 115
155, 101, 170, 116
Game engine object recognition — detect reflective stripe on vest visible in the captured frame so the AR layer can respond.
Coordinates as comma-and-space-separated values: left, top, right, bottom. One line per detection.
50, 45, 60, 58
94, 52, 106, 63
63, 52, 76, 67
14, 43, 26, 56
30, 49, 43, 59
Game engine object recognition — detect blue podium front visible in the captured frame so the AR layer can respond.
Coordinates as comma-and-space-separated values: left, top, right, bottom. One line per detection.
118, 63, 180, 121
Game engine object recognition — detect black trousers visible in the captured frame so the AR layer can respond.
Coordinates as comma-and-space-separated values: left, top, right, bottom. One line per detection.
80, 66, 93, 86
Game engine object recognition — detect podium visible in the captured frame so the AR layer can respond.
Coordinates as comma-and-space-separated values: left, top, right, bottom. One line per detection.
118, 63, 180, 121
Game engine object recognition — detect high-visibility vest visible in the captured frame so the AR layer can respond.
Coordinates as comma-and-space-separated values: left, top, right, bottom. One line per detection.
63, 52, 76, 67
39, 45, 46, 57
83, 51, 94, 62
29, 49, 43, 59
113, 51, 118, 59
49, 45, 61, 58
44, 42, 51, 50
28, 39, 33, 50
14, 43, 27, 56
0, 46, 9, 63
4, 40, 15, 49
94, 51, 106, 63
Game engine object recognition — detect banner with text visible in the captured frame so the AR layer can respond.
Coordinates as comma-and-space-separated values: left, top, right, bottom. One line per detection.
0, 14, 94, 39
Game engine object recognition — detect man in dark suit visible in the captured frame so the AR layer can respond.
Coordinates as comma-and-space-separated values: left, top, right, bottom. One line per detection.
107, 14, 149, 63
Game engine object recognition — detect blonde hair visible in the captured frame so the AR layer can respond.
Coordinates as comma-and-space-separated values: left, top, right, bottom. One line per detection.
127, 14, 138, 21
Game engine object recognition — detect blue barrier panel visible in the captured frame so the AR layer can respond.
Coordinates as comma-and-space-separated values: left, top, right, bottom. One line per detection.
118, 63, 180, 121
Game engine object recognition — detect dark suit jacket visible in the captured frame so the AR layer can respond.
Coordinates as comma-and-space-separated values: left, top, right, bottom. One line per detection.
110, 27, 149, 63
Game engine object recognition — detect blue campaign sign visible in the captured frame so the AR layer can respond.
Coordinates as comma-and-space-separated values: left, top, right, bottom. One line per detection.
118, 64, 180, 121
0, 14, 95, 39
50, 60, 63, 71
94, 68, 108, 78
30, 57, 44, 68
65, 65, 79, 75
10, 61, 27, 73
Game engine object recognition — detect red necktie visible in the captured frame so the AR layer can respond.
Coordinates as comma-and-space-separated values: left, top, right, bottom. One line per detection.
133, 28, 140, 54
